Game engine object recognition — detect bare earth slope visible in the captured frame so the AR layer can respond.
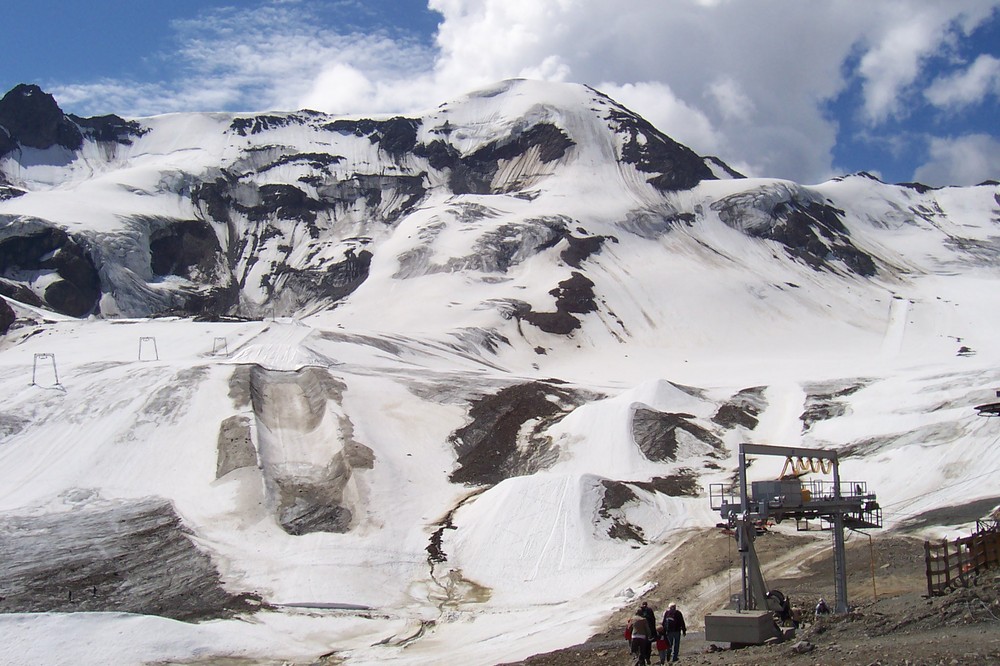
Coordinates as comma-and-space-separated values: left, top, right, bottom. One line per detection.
504, 529, 1000, 666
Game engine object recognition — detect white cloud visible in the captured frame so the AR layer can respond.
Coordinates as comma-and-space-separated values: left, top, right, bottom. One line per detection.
913, 134, 1000, 186
856, 11, 952, 124
855, 3, 998, 124
925, 54, 1000, 110
54, 2, 438, 117
706, 78, 755, 124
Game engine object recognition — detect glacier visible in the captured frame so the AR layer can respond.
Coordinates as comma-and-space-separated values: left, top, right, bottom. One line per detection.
1, 78, 999, 665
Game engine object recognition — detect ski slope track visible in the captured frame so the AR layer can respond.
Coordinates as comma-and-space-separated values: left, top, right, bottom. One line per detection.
1, 79, 999, 665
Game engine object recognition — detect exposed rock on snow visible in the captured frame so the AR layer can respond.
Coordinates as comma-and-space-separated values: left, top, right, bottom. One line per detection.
520, 271, 598, 334
0, 221, 100, 316
631, 408, 723, 462
450, 381, 600, 485
599, 88, 718, 192
0, 84, 83, 153
799, 379, 869, 432
712, 182, 877, 276
598, 480, 647, 542
0, 496, 259, 620
0, 296, 13, 334
712, 386, 768, 430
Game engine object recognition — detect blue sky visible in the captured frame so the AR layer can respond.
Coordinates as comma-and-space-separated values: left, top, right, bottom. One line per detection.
3, 0, 999, 186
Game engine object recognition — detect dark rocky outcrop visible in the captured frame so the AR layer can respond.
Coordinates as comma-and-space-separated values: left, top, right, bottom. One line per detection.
69, 113, 147, 145
228, 113, 313, 137
325, 116, 421, 159
0, 296, 14, 334
259, 151, 344, 173
705, 155, 746, 179
712, 184, 878, 276
713, 386, 768, 430
0, 278, 43, 307
632, 470, 702, 497
0, 183, 26, 201
561, 232, 607, 268
0, 497, 261, 621
598, 480, 646, 542
450, 381, 594, 485
413, 139, 461, 170
276, 248, 372, 305
150, 219, 225, 278
0, 171, 23, 201
632, 408, 723, 462
595, 87, 716, 192
192, 175, 237, 228
520, 271, 597, 334
316, 174, 426, 224
240, 184, 324, 224
0, 84, 144, 158
0, 84, 82, 154
0, 125, 14, 156
800, 380, 868, 432
445, 122, 574, 195
897, 181, 938, 194
0, 225, 101, 317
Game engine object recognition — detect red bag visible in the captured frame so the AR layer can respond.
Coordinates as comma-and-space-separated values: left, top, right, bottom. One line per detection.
624, 625, 632, 641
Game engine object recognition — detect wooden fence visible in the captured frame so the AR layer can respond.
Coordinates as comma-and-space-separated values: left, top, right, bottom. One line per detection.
925, 524, 1000, 596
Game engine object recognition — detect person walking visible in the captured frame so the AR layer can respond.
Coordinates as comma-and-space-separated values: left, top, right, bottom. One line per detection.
654, 625, 669, 665
661, 602, 686, 662
628, 608, 652, 666
639, 601, 657, 641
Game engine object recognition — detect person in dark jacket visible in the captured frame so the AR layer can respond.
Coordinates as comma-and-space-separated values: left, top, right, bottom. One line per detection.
638, 601, 657, 642
628, 609, 652, 666
661, 602, 686, 662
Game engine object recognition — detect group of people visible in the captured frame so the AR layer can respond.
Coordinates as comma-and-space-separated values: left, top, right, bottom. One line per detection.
624, 595, 832, 664
624, 601, 686, 665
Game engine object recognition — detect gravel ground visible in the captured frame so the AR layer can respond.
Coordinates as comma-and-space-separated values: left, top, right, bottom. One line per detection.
501, 528, 1000, 666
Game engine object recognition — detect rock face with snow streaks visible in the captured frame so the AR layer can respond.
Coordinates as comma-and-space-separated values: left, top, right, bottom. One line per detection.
1, 79, 996, 333
0, 79, 739, 322
0, 223, 101, 316
0, 497, 259, 620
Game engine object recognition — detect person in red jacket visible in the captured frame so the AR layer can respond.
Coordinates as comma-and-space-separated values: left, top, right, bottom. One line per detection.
654, 625, 669, 665
661, 603, 686, 662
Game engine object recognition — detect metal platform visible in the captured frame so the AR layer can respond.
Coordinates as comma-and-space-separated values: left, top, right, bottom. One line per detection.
710, 478, 883, 530
706, 442, 882, 643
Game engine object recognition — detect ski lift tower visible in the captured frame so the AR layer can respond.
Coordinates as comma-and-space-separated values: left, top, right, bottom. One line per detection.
705, 443, 882, 645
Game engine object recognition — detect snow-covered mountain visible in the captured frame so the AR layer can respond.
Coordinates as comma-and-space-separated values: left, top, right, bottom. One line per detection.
1, 79, 999, 665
